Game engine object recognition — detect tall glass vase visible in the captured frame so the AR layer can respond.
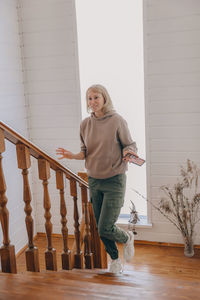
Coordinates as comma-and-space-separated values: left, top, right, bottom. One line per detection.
183, 236, 194, 258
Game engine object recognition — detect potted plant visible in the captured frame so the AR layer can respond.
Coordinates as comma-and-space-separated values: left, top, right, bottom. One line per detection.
132, 159, 200, 257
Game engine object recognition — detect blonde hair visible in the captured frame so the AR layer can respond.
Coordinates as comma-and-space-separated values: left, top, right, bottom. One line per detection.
86, 84, 114, 114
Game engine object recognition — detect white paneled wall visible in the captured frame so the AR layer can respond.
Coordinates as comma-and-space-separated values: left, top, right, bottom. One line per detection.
138, 0, 200, 243
2, 0, 200, 252
0, 0, 31, 254
17, 0, 84, 235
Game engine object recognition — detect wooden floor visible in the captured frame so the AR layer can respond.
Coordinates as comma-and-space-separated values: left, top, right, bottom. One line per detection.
1, 236, 200, 299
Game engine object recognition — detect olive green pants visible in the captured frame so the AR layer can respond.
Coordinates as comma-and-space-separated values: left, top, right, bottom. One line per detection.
88, 174, 128, 260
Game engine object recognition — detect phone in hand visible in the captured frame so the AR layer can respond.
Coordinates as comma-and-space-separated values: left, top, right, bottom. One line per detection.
124, 153, 145, 166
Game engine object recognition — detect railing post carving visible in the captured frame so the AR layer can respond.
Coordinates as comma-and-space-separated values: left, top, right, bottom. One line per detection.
56, 170, 72, 270
80, 185, 94, 269
78, 172, 108, 269
38, 158, 57, 271
16, 143, 40, 272
69, 177, 83, 269
0, 129, 17, 273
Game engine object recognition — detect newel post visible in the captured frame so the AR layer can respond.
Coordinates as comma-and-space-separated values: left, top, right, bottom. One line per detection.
56, 170, 72, 270
16, 143, 40, 272
0, 129, 17, 273
38, 158, 57, 271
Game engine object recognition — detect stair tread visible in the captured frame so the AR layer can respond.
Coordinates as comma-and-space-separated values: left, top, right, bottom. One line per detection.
1, 269, 200, 300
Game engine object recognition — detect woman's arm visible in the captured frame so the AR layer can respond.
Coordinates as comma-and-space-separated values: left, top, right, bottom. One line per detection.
117, 117, 139, 162
56, 148, 85, 160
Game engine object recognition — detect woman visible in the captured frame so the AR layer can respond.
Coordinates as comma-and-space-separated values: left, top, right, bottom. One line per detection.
56, 84, 138, 273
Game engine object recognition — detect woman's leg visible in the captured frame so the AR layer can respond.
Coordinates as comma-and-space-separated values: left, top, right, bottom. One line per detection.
97, 174, 128, 259
88, 176, 103, 225
98, 198, 128, 244
88, 177, 120, 260
98, 205, 123, 260
90, 189, 103, 225
89, 188, 119, 259
88, 174, 128, 260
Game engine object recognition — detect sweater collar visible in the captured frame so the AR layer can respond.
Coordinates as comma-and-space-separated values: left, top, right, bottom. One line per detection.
91, 110, 116, 121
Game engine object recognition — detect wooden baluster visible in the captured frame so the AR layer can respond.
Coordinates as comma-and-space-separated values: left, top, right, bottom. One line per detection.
88, 203, 108, 268
56, 170, 72, 270
0, 129, 17, 273
78, 171, 108, 269
38, 158, 57, 271
78, 172, 88, 215
70, 178, 83, 268
16, 143, 40, 272
80, 185, 93, 269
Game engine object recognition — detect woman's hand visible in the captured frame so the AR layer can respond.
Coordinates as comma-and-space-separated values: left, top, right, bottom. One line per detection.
123, 149, 139, 163
56, 147, 74, 160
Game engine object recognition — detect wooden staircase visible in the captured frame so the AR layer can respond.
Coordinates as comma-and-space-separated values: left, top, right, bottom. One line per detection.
0, 121, 107, 274
2, 121, 200, 299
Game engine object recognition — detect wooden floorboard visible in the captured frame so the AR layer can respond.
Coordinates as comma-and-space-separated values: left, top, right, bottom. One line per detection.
0, 267, 200, 300
17, 235, 200, 280
1, 236, 200, 299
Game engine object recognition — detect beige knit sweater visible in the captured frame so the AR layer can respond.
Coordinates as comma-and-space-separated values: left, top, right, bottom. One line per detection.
80, 111, 138, 179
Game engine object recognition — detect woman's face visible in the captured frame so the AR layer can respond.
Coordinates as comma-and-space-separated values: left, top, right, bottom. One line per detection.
87, 90, 105, 116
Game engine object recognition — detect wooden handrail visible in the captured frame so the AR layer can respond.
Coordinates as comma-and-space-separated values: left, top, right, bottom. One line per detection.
0, 120, 107, 273
0, 121, 88, 188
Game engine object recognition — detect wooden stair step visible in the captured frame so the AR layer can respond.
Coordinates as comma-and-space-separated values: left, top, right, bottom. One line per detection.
1, 268, 200, 300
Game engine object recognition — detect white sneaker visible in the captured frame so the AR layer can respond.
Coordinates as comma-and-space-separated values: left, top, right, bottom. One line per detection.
109, 258, 123, 273
123, 231, 134, 262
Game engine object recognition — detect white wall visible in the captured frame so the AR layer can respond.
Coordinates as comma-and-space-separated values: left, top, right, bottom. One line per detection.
2, 0, 200, 251
137, 0, 200, 243
18, 0, 84, 235
0, 0, 31, 254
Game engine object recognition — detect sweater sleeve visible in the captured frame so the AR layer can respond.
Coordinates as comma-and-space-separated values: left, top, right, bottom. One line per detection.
117, 117, 138, 154
80, 124, 87, 158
